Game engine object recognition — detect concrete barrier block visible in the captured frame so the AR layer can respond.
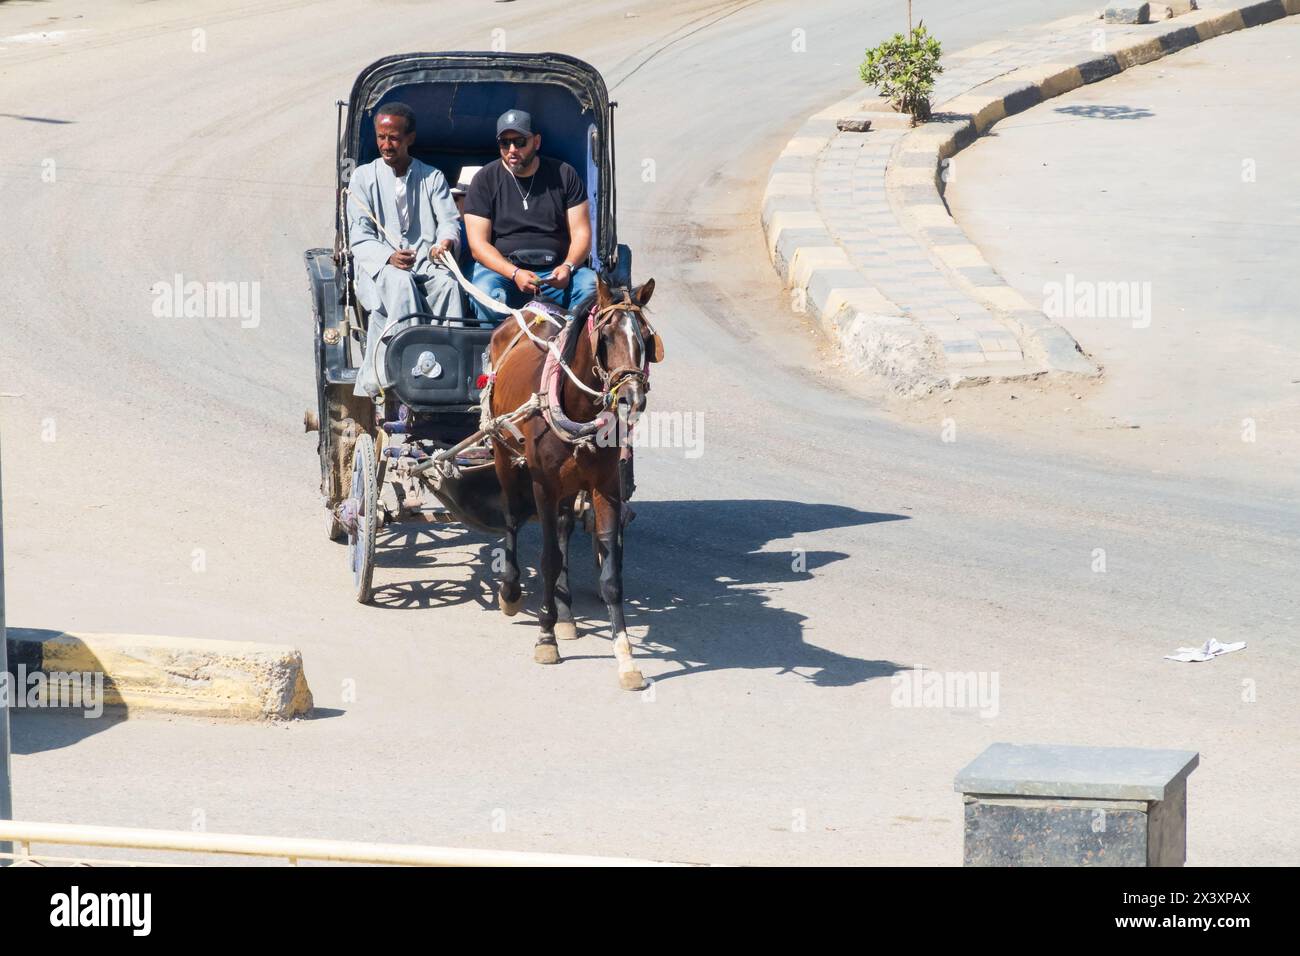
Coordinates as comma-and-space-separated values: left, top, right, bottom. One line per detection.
1104, 4, 1151, 24
6, 628, 313, 720
956, 743, 1199, 866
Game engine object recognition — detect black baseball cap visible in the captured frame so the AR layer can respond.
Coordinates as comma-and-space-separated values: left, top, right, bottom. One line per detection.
496, 109, 533, 138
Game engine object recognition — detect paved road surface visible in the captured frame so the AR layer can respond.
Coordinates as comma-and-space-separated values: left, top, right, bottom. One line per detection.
1, 0, 1295, 865
947, 14, 1300, 484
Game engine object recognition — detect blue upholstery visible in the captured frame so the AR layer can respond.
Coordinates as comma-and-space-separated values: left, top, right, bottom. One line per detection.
362, 81, 602, 270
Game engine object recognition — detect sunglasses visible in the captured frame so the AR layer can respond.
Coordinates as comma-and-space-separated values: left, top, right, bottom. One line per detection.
497, 135, 530, 150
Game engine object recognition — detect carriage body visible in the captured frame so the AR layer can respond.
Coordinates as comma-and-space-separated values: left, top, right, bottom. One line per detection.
305, 52, 625, 600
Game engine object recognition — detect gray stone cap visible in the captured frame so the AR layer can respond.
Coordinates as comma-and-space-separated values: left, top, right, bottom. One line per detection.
954, 743, 1200, 801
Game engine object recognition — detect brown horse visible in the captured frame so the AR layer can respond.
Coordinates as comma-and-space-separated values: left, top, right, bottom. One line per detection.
486, 276, 662, 690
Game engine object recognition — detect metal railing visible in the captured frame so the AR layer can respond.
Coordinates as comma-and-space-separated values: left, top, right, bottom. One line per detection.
0, 820, 690, 867
1, 433, 12, 862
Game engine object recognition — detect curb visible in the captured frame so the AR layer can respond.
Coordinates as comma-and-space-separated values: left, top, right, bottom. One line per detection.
5, 628, 314, 720
762, 95, 956, 396
764, 0, 1299, 393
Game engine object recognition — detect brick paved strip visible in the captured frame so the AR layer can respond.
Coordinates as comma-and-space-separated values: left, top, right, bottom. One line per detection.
762, 0, 1299, 395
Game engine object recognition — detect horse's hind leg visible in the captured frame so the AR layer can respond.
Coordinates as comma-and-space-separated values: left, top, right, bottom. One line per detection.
554, 495, 579, 641
593, 488, 645, 691
532, 480, 562, 665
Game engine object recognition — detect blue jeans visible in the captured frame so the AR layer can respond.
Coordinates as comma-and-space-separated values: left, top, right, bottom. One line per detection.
469, 262, 597, 323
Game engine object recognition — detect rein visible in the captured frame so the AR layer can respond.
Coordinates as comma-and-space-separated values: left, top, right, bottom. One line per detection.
538, 295, 651, 448
434, 249, 652, 451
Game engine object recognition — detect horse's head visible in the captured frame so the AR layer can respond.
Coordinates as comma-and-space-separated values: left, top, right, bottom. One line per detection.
590, 276, 662, 423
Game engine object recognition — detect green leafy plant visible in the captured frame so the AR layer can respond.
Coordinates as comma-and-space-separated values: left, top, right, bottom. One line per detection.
859, 23, 944, 122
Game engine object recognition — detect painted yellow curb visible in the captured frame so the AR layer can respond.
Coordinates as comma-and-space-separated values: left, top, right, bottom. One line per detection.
7, 628, 313, 720
1191, 9, 1247, 41
789, 246, 852, 288
933, 244, 989, 269
825, 286, 899, 319
1009, 63, 1085, 100
943, 93, 1006, 133
974, 286, 1036, 313
1114, 37, 1166, 70
766, 209, 823, 258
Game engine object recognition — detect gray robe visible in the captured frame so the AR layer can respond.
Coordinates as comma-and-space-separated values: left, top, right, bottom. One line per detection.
347, 157, 464, 397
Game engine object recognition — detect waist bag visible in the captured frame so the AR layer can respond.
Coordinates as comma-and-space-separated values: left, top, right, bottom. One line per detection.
506, 248, 560, 270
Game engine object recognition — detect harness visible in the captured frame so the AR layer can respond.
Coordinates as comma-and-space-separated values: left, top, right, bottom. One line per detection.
535, 293, 652, 449
428, 252, 655, 464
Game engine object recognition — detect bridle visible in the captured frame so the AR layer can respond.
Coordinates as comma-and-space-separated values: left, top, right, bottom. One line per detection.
587, 291, 656, 408
479, 286, 663, 455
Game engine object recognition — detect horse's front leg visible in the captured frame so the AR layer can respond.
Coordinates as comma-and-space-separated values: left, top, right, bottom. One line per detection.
532, 479, 563, 665
495, 453, 526, 617
593, 487, 644, 691
554, 495, 579, 641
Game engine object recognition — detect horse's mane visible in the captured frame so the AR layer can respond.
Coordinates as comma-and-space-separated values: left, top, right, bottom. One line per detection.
559, 283, 640, 367
560, 290, 600, 367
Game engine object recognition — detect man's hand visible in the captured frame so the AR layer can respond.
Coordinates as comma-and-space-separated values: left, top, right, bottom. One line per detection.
388, 249, 416, 271
513, 269, 541, 295
430, 239, 453, 262
540, 264, 573, 290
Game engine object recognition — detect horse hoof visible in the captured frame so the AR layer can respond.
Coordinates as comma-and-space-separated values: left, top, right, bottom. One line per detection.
500, 592, 523, 617
534, 641, 561, 665
555, 621, 580, 641
619, 670, 646, 691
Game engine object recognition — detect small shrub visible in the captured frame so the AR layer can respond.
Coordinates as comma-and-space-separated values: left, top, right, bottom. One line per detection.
859, 23, 944, 122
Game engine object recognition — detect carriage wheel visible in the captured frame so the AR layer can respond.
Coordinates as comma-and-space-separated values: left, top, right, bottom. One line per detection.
348, 432, 379, 604
318, 379, 374, 542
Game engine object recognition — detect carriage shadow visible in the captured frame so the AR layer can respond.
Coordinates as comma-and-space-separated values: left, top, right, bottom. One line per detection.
367, 523, 501, 611
553, 499, 908, 688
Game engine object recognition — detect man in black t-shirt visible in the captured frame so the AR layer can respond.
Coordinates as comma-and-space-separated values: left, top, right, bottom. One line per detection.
462, 109, 597, 322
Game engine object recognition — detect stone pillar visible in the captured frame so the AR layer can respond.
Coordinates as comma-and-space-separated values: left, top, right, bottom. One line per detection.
955, 743, 1199, 866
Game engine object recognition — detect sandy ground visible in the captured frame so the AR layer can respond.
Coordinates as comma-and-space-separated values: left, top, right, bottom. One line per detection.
0, 0, 1295, 866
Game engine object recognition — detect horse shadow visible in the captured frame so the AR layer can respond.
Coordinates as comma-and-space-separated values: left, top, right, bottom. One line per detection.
363, 498, 908, 690
564, 499, 909, 688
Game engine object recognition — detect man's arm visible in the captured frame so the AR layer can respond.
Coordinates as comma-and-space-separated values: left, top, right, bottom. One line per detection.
347, 169, 414, 273
541, 201, 591, 289
562, 200, 591, 271
426, 168, 461, 259
346, 171, 396, 278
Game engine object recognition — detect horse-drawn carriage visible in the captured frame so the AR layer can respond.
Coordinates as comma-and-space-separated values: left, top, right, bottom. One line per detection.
305, 52, 659, 689
305, 51, 630, 599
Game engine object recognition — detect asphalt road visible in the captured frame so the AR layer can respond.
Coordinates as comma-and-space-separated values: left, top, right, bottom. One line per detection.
1, 0, 1296, 866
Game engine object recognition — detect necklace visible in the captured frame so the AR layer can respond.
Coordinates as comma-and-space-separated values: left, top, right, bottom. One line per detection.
508, 161, 535, 211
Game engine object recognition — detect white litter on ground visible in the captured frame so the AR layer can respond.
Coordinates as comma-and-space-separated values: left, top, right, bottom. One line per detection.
1164, 639, 1247, 663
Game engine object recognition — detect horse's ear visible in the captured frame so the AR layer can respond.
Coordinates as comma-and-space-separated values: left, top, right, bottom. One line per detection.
596, 274, 613, 307
633, 278, 655, 307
